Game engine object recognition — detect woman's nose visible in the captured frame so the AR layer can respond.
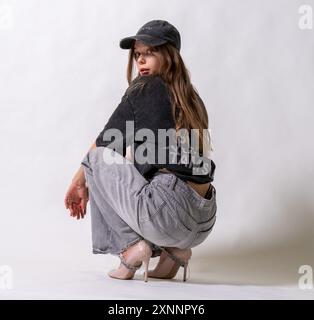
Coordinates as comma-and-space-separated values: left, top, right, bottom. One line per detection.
138, 54, 145, 64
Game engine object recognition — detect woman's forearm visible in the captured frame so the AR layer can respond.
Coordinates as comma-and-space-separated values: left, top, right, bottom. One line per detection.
72, 141, 97, 186
88, 141, 97, 153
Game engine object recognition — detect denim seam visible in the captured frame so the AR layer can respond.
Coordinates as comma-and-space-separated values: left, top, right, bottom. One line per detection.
176, 180, 216, 208
93, 247, 110, 254
154, 180, 197, 206
139, 200, 167, 223
169, 181, 201, 207
198, 217, 216, 233
156, 185, 198, 226
157, 183, 216, 232
174, 183, 209, 208
153, 175, 215, 209
154, 187, 196, 234
193, 222, 216, 245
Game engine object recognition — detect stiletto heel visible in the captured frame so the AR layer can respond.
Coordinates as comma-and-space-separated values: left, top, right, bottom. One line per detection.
143, 258, 149, 282
148, 247, 192, 281
108, 240, 152, 281
183, 262, 187, 282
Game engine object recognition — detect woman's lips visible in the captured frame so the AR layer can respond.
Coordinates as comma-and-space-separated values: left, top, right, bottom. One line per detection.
140, 69, 150, 75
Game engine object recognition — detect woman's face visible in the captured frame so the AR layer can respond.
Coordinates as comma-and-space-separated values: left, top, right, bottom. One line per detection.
133, 40, 162, 76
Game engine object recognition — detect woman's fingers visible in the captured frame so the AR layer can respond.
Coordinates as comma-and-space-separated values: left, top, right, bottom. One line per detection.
69, 202, 76, 217
76, 203, 81, 219
77, 204, 82, 219
77, 202, 83, 219
65, 185, 89, 219
75, 203, 81, 219
65, 192, 75, 214
81, 199, 87, 218
83, 202, 87, 216
68, 200, 79, 218
71, 201, 80, 217
72, 203, 79, 219
79, 204, 84, 218
65, 195, 71, 209
80, 201, 85, 219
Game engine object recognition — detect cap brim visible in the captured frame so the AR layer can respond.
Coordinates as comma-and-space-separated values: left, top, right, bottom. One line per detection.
119, 34, 167, 49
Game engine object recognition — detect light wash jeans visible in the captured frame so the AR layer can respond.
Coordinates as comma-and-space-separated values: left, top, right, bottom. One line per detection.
81, 146, 217, 257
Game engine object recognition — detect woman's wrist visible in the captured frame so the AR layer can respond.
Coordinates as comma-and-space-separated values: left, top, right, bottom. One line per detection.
72, 179, 86, 188
72, 166, 86, 187
71, 142, 96, 187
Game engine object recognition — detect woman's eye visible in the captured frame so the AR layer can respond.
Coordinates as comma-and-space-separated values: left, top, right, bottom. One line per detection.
134, 49, 155, 60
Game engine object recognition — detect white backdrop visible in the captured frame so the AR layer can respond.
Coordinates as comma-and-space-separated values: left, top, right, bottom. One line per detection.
1, 0, 314, 299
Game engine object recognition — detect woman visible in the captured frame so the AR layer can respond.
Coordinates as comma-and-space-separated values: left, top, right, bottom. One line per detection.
64, 20, 217, 282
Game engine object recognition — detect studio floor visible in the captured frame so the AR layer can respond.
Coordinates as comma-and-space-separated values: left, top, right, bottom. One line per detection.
1, 253, 313, 300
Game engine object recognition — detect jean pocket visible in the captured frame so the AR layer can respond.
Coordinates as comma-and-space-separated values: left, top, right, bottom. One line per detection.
139, 184, 167, 223
154, 204, 194, 242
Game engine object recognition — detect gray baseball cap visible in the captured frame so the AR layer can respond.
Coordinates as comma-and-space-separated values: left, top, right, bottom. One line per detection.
119, 20, 181, 51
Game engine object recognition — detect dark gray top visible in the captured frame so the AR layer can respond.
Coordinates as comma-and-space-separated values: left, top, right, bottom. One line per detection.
95, 75, 216, 184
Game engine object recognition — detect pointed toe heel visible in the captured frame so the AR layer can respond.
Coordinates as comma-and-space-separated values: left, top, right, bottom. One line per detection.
108, 240, 153, 282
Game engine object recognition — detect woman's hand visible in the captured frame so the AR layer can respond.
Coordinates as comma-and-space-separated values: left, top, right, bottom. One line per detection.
65, 143, 96, 219
64, 182, 89, 219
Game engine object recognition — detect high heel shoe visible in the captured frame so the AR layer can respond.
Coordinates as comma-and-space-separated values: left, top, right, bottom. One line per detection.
107, 240, 152, 282
147, 247, 192, 281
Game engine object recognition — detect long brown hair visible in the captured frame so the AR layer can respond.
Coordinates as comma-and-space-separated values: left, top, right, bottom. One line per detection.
125, 43, 213, 156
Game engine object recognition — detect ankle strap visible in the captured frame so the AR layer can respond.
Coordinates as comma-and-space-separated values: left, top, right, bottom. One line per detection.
119, 254, 143, 271
159, 247, 185, 266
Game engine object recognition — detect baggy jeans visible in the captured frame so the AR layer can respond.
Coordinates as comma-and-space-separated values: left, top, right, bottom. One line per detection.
81, 146, 217, 257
